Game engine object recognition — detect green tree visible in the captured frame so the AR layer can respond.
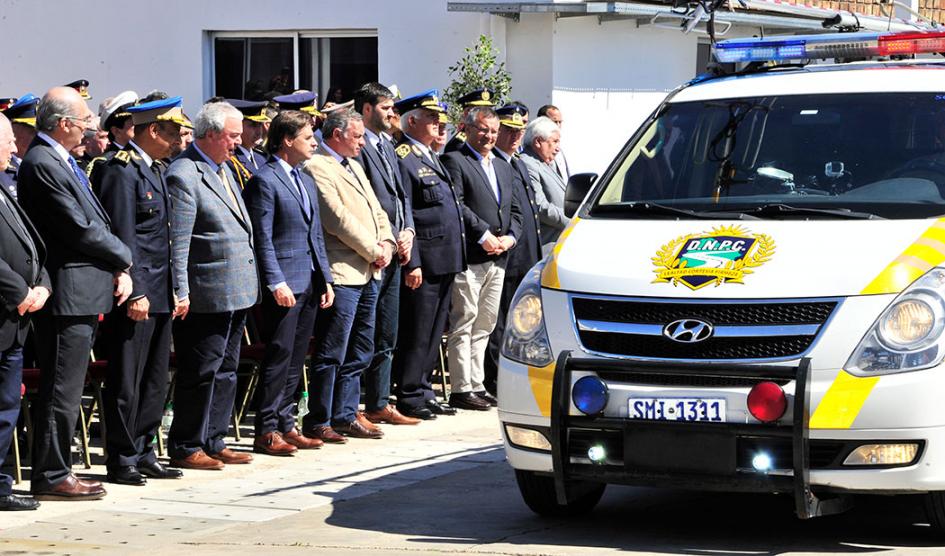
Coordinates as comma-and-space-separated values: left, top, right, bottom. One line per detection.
444, 35, 512, 125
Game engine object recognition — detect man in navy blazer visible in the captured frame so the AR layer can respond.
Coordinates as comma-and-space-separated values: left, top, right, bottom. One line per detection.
441, 106, 523, 411
244, 110, 334, 456
0, 113, 50, 511
353, 83, 420, 426
18, 87, 133, 500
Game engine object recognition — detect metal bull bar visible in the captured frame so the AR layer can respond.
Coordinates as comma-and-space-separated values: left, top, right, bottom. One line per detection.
550, 351, 850, 519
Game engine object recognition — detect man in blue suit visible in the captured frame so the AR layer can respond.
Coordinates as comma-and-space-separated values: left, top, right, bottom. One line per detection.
244, 110, 334, 456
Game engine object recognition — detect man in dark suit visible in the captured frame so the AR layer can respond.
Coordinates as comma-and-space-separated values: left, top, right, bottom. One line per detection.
166, 100, 260, 470
94, 97, 191, 486
443, 89, 496, 154
353, 83, 420, 427
0, 113, 49, 511
441, 106, 522, 411
485, 105, 542, 395
18, 87, 134, 500
391, 91, 466, 420
244, 110, 334, 456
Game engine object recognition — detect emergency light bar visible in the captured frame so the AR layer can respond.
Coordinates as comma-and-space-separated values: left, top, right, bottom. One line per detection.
715, 30, 945, 64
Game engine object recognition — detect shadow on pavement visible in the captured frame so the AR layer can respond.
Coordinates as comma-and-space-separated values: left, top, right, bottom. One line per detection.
322, 448, 945, 555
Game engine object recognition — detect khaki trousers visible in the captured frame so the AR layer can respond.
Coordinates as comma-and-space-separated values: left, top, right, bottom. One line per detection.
447, 261, 506, 394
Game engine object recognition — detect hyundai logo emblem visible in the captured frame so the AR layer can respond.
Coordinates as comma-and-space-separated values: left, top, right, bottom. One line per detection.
663, 319, 714, 343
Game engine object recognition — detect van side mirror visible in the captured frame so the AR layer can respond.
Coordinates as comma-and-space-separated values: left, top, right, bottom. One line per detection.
564, 173, 597, 218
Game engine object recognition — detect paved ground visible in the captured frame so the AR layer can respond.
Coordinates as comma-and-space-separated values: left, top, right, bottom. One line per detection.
3, 410, 945, 555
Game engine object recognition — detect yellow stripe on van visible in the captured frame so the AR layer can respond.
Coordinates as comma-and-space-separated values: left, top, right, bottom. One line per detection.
540, 217, 581, 290
527, 362, 556, 417
862, 219, 945, 294
809, 370, 879, 429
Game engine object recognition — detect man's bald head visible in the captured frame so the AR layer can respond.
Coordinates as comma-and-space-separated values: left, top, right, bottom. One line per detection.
0, 113, 16, 172
36, 86, 94, 150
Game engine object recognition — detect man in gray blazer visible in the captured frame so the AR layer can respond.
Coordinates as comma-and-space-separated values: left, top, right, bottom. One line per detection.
521, 116, 570, 251
166, 101, 259, 470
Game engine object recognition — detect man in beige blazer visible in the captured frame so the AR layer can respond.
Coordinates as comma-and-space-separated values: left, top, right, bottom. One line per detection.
301, 108, 397, 441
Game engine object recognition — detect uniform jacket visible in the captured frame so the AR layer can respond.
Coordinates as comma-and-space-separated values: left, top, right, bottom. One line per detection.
521, 146, 571, 246
355, 134, 414, 236
495, 148, 542, 275
233, 146, 266, 175
17, 136, 132, 316
166, 143, 259, 313
395, 137, 466, 276
304, 145, 395, 286
441, 143, 523, 266
0, 183, 50, 351
94, 146, 176, 313
244, 157, 332, 296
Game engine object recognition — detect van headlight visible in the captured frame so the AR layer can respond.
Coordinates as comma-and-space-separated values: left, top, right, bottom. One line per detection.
502, 264, 554, 367
846, 268, 945, 375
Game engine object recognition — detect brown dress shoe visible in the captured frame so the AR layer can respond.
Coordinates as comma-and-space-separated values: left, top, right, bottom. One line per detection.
284, 428, 323, 449
333, 419, 384, 439
304, 425, 348, 444
364, 405, 421, 425
253, 431, 298, 456
356, 411, 383, 433
210, 447, 253, 464
169, 450, 225, 470
32, 474, 107, 501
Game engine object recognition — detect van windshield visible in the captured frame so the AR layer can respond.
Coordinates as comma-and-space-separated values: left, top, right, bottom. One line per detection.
592, 93, 945, 219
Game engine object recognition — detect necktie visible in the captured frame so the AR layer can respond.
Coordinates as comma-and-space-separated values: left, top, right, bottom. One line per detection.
217, 166, 243, 219
68, 156, 92, 191
376, 141, 395, 184
291, 168, 313, 217
377, 141, 404, 230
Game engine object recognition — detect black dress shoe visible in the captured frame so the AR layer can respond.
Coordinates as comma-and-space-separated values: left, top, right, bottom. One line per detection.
0, 494, 39, 511
476, 391, 498, 407
106, 466, 147, 486
449, 392, 492, 411
138, 461, 184, 479
398, 404, 437, 420
425, 399, 457, 416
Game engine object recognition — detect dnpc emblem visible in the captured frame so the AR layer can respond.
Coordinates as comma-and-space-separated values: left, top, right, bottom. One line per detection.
652, 225, 776, 290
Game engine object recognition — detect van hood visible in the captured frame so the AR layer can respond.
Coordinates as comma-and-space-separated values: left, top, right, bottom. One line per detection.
547, 218, 945, 298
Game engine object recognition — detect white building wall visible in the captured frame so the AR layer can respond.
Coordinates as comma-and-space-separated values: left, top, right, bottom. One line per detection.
0, 0, 491, 116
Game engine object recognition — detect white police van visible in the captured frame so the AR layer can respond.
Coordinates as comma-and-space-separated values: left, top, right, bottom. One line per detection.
498, 30, 945, 529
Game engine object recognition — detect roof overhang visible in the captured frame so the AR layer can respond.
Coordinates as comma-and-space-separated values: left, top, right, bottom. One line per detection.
447, 1, 923, 33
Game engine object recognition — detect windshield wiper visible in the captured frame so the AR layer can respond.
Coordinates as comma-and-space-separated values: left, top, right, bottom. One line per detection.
741, 203, 883, 220
595, 202, 759, 220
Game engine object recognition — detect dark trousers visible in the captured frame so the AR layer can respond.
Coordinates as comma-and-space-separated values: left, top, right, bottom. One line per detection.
364, 267, 401, 411
30, 313, 98, 491
303, 280, 379, 428
393, 272, 454, 410
168, 310, 246, 458
0, 344, 23, 496
102, 311, 172, 469
254, 281, 319, 435
484, 270, 527, 395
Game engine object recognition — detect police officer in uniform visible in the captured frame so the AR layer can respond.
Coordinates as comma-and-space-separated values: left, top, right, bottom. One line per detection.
64, 79, 92, 100
2, 94, 40, 197
443, 88, 496, 154
484, 104, 541, 395
93, 97, 191, 485
225, 99, 271, 190
88, 90, 139, 185
391, 91, 466, 420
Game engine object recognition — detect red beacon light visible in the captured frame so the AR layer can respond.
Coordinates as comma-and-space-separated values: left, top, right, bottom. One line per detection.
747, 381, 787, 423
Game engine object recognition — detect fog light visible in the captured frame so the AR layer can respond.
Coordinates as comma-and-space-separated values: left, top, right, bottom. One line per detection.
587, 444, 606, 463
505, 425, 552, 451
752, 452, 773, 472
747, 381, 787, 423
572, 376, 608, 415
843, 443, 919, 466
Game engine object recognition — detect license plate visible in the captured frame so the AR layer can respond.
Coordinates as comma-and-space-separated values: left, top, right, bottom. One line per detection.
629, 397, 726, 422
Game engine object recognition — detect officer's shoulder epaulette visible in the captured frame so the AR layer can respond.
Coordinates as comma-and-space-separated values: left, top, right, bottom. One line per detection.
456, 131, 467, 142
395, 144, 411, 159
113, 150, 131, 165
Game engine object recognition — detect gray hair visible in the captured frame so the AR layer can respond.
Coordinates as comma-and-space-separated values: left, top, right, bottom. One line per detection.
36, 94, 80, 133
524, 116, 559, 147
322, 108, 362, 140
462, 106, 497, 128
194, 101, 242, 139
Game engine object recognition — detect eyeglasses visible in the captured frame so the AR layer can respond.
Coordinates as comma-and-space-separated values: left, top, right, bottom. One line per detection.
58, 114, 96, 131
469, 123, 498, 136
